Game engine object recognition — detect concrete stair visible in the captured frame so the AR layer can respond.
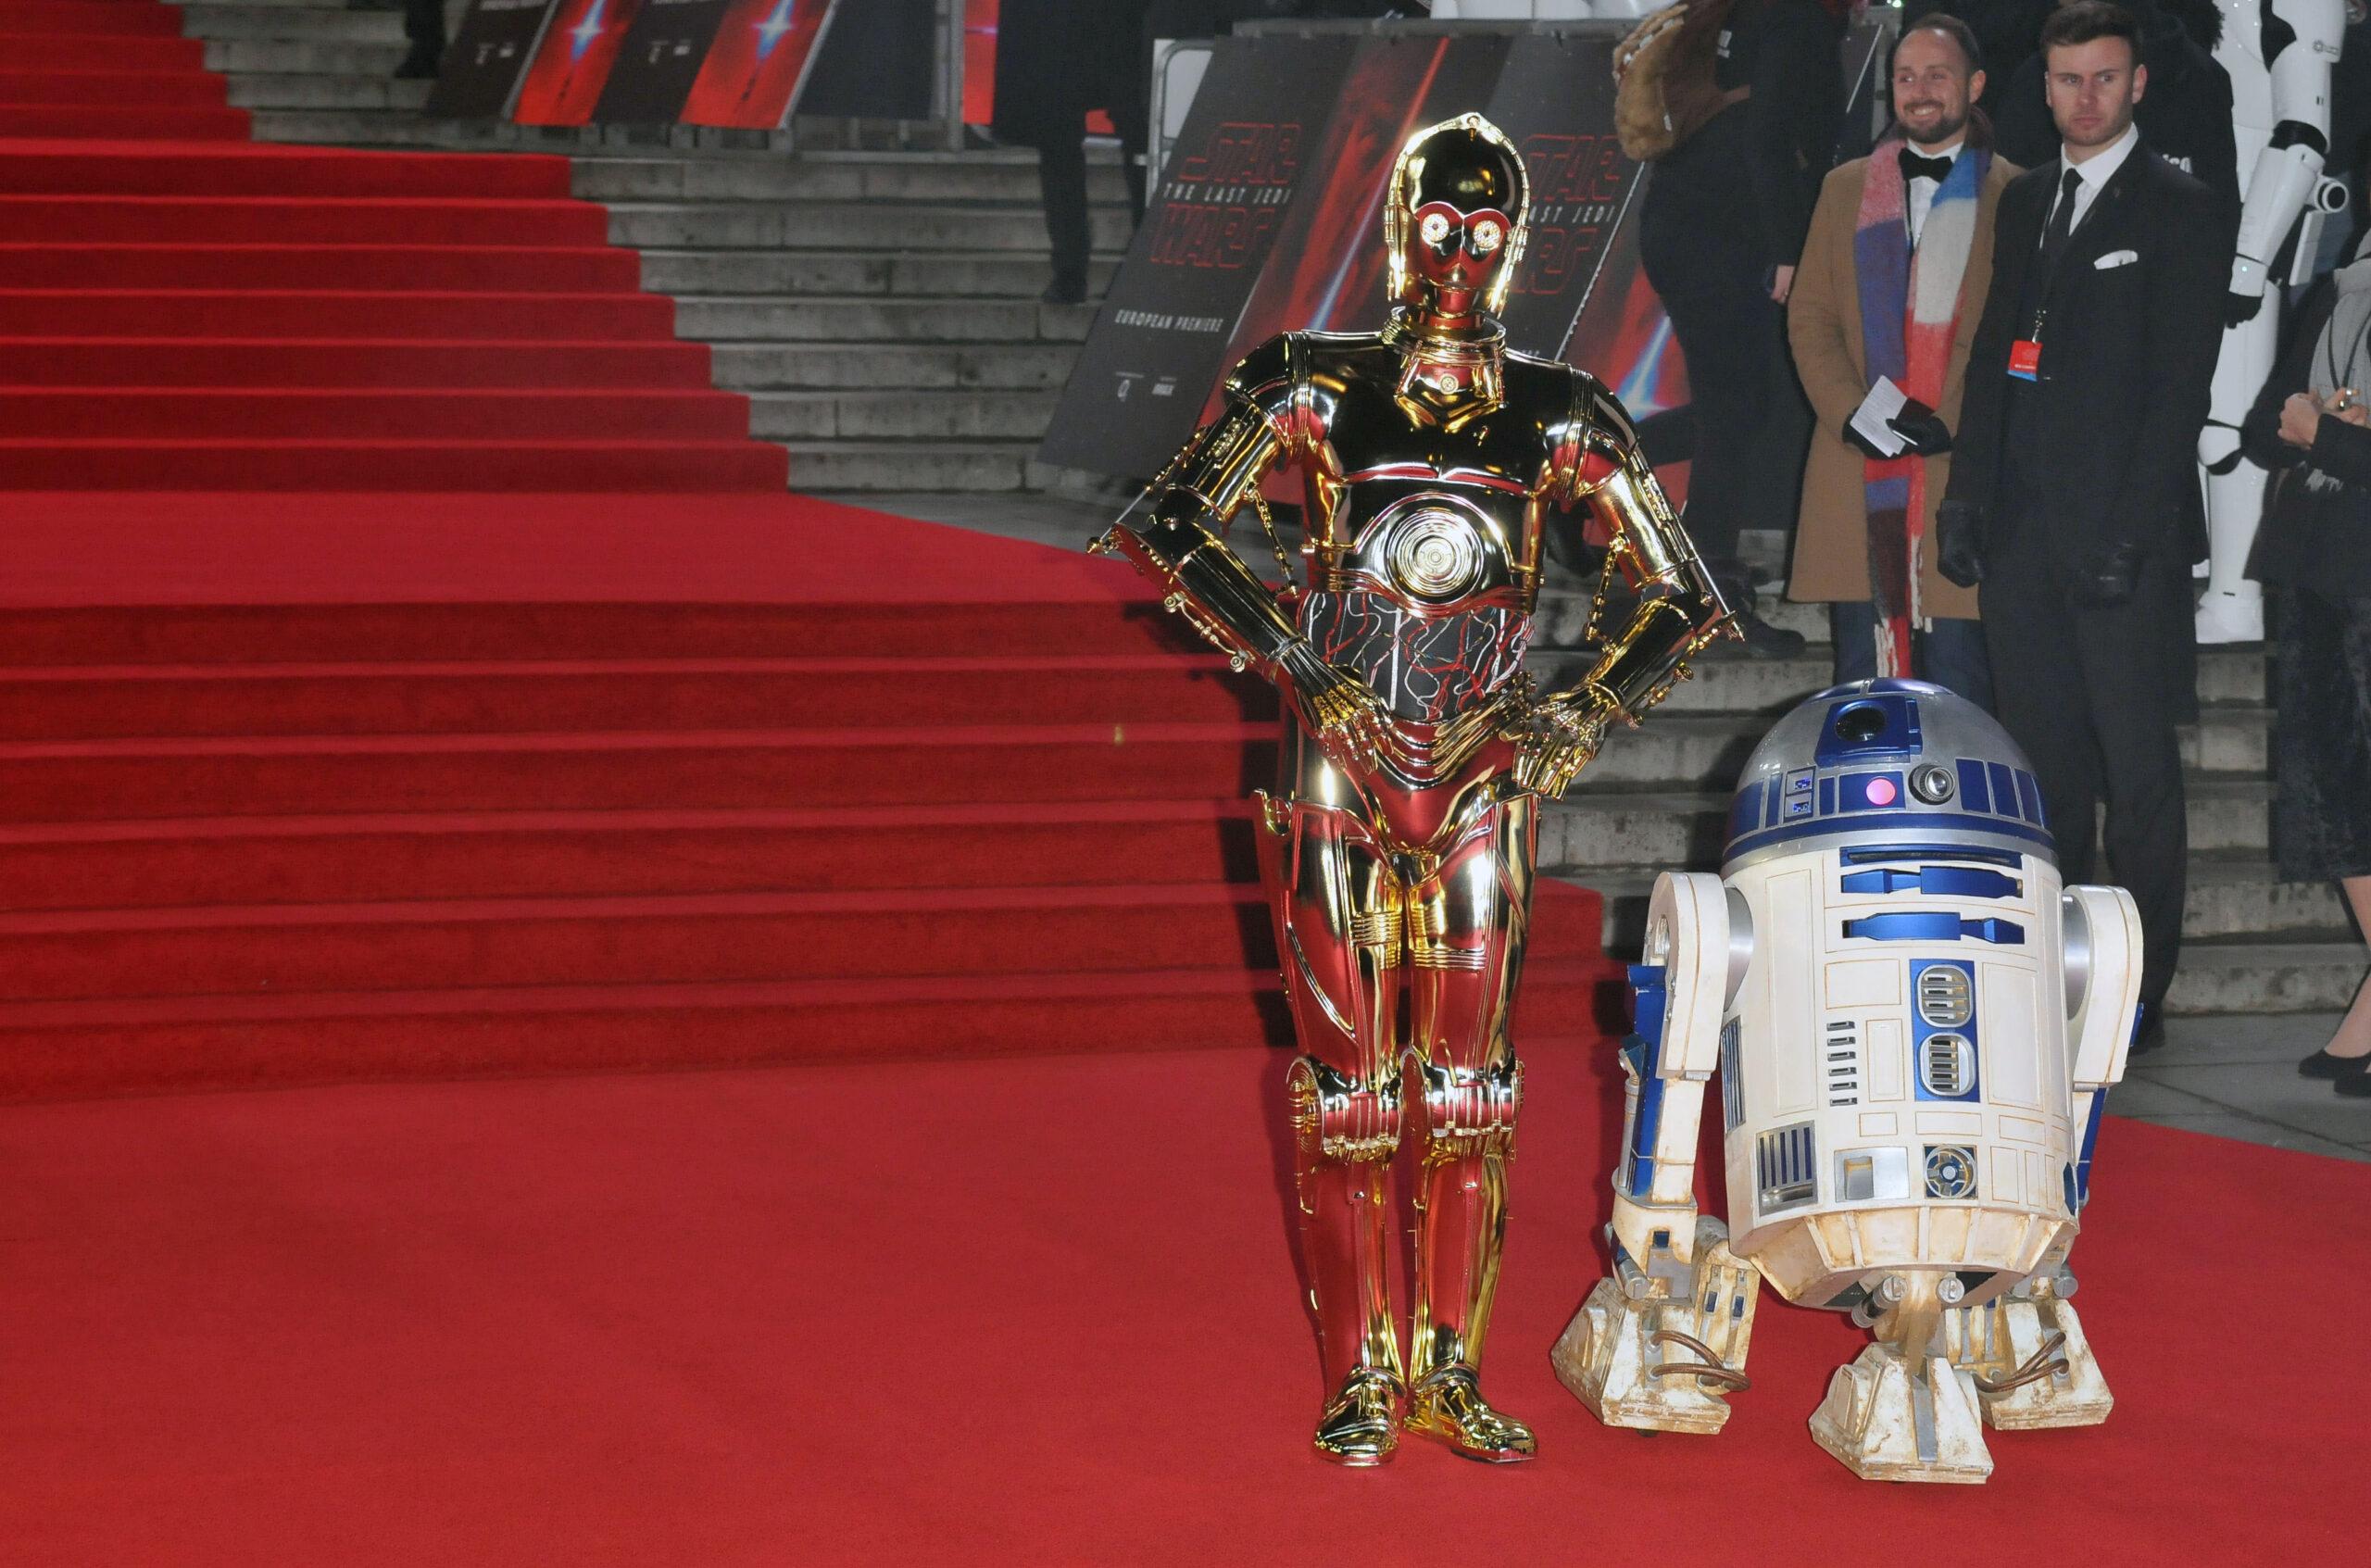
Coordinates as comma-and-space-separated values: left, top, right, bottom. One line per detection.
1524, 595, 2355, 1015
177, 0, 1133, 492
157, 8, 2350, 1016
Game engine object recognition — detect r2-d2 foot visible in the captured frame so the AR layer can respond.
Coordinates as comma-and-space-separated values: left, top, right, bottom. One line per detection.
1950, 1269, 2113, 1431
1552, 1216, 1756, 1435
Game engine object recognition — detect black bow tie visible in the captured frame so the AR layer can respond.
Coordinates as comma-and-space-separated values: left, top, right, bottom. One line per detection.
1899, 147, 1954, 184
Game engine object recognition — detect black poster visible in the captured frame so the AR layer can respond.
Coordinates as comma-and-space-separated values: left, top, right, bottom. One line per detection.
1035, 32, 1358, 477
425, 0, 558, 119
800, 0, 932, 119
591, 0, 732, 123
1483, 32, 1640, 360
1211, 31, 1513, 387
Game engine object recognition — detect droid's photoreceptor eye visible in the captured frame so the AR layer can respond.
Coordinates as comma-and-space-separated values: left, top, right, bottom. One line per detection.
1834, 704, 1888, 745
1910, 763, 1954, 804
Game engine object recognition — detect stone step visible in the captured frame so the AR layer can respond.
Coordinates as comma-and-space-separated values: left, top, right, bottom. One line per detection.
225, 71, 430, 111
606, 201, 1135, 255
573, 155, 1133, 207
775, 441, 1037, 493
2167, 940, 2368, 1014
1538, 777, 2276, 872
639, 248, 1120, 300
178, 5, 406, 42
746, 389, 1059, 442
204, 38, 405, 74
1576, 852, 2350, 959
710, 340, 1079, 391
672, 295, 1093, 345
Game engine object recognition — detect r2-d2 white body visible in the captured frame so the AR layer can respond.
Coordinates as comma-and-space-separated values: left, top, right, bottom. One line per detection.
1553, 681, 2144, 1484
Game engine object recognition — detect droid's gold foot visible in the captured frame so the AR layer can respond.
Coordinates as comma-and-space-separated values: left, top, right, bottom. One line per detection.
1403, 1365, 1537, 1463
1311, 1368, 1404, 1466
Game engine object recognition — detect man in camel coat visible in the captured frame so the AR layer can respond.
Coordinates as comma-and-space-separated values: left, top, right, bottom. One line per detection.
1788, 11, 2018, 707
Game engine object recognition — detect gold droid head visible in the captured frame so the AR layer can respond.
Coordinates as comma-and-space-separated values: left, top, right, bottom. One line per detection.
1385, 114, 1530, 332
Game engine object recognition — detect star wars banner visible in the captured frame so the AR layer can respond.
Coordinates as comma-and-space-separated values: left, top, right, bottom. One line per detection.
511, 0, 641, 125
678, 0, 841, 128
590, 0, 734, 123
425, 0, 558, 119
1035, 31, 1359, 477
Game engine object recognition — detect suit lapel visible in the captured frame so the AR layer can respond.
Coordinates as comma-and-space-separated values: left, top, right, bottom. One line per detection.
2045, 148, 2147, 307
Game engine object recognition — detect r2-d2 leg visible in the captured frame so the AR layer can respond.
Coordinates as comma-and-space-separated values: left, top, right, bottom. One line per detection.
1950, 884, 2143, 1431
1552, 873, 1759, 1434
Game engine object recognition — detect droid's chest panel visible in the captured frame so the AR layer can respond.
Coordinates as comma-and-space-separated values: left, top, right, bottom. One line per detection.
1300, 590, 1529, 722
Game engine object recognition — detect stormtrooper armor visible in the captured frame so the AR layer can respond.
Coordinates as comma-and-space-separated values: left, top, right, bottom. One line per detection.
2198, 0, 2348, 643
1550, 680, 2143, 1483
1098, 114, 1730, 1465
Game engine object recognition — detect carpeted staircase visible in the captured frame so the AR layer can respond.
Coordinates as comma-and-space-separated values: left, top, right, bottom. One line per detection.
0, 496, 1619, 1103
0, 0, 247, 139
0, 3, 786, 490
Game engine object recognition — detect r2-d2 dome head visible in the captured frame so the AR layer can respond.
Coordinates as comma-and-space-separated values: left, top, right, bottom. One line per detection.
1720, 680, 2054, 878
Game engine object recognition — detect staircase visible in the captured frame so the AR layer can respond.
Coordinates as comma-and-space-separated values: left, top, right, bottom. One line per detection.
182, 0, 1135, 492
13, 0, 2354, 1022
1524, 596, 2359, 1018
0, 510, 1617, 1104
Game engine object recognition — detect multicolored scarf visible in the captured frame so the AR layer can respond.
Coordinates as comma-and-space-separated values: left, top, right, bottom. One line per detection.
1852, 135, 1988, 675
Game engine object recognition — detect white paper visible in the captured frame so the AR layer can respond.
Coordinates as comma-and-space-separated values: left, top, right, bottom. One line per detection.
1849, 376, 1911, 457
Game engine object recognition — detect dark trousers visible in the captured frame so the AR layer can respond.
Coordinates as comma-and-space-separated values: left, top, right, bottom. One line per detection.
1829, 601, 1996, 711
1981, 513, 2188, 1005
1638, 197, 1807, 591
1037, 115, 1148, 291
404, 0, 444, 52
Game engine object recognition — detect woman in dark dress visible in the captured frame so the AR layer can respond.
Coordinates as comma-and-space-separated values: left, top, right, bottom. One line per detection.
2242, 245, 2371, 1096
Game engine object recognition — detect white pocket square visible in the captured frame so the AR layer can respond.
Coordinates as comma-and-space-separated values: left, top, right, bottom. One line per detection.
2094, 249, 2139, 269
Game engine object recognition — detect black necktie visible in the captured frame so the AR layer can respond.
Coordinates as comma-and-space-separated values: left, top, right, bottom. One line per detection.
2041, 166, 2084, 272
1899, 148, 1953, 184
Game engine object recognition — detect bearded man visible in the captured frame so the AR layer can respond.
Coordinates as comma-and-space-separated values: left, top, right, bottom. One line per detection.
1788, 10, 2020, 705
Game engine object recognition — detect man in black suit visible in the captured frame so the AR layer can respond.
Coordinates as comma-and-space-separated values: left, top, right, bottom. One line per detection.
1938, 1, 2231, 1048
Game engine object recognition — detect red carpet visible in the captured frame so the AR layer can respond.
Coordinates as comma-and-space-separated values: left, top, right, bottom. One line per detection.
0, 1, 246, 140
0, 1044, 2358, 1565
0, 54, 784, 487
0, 492, 1616, 1102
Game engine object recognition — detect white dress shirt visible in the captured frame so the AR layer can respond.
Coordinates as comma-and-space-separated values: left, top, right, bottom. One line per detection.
1905, 138, 1964, 250
2042, 120, 2140, 243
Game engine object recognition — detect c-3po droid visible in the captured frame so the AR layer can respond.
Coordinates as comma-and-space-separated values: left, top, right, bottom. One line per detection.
1097, 114, 1728, 1465
1550, 680, 2142, 1482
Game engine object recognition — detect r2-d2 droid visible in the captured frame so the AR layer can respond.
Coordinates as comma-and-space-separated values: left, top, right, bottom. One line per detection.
1551, 681, 2143, 1483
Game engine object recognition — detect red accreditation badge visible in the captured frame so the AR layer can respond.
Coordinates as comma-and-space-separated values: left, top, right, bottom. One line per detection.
2007, 338, 2041, 382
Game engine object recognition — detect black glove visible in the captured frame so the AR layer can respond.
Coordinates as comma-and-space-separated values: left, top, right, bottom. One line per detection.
1888, 397, 1951, 456
2070, 538, 2144, 608
2223, 288, 2265, 329
1936, 498, 1988, 587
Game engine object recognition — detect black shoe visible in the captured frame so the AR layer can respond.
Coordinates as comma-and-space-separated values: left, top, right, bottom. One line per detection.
2301, 1047, 2371, 1079
2126, 1009, 2166, 1058
2335, 1060, 2371, 1097
394, 45, 442, 80
1041, 276, 1087, 307
1702, 608, 1806, 660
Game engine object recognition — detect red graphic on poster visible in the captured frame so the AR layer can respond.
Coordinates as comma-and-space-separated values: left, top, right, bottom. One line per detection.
512, 0, 642, 125
680, 0, 836, 128
965, 0, 997, 126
